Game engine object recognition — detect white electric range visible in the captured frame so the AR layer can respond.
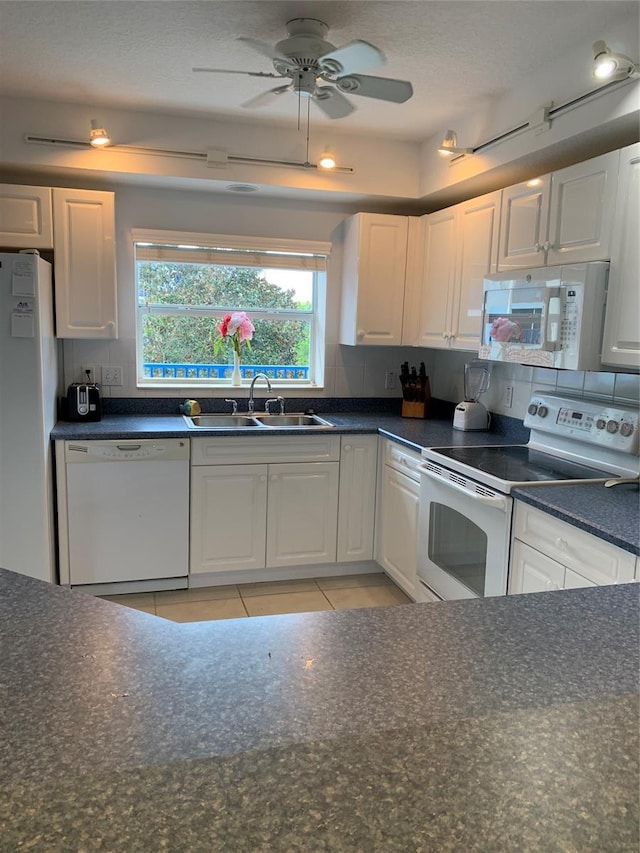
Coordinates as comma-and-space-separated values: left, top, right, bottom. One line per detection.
416, 392, 639, 601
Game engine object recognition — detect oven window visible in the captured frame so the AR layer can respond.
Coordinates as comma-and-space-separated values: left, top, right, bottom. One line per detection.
428, 503, 487, 597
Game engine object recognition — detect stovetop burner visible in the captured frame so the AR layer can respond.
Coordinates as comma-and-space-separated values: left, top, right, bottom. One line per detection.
432, 445, 618, 485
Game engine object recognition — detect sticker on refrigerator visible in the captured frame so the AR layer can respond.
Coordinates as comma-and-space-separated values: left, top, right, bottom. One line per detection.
11, 298, 35, 337
11, 259, 36, 295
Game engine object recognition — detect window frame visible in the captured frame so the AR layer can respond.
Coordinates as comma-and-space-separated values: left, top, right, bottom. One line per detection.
131, 228, 330, 390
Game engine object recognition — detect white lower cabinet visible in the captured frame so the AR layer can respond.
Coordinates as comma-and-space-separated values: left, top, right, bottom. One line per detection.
337, 435, 378, 562
376, 440, 421, 599
190, 436, 341, 577
509, 501, 635, 594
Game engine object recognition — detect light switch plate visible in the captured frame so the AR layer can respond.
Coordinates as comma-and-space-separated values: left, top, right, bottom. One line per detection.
102, 365, 123, 386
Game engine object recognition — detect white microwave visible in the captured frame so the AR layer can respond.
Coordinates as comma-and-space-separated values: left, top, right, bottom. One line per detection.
478, 261, 608, 370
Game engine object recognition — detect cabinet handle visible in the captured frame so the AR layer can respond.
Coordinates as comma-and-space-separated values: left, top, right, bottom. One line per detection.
534, 242, 541, 252
343, 444, 352, 452
555, 537, 568, 551
543, 241, 552, 252
270, 474, 278, 482
357, 329, 365, 340
260, 475, 267, 482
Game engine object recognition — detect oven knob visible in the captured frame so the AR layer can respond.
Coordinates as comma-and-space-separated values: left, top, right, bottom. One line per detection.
527, 403, 538, 416
596, 418, 606, 430
620, 422, 634, 438
537, 405, 548, 418
606, 419, 619, 434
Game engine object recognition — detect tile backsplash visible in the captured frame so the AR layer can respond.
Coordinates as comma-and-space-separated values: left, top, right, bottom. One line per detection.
64, 338, 639, 420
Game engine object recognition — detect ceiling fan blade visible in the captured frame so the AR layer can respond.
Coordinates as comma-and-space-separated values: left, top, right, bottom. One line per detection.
336, 74, 413, 103
242, 85, 291, 109
318, 40, 385, 76
192, 67, 284, 78
312, 87, 355, 119
237, 36, 290, 63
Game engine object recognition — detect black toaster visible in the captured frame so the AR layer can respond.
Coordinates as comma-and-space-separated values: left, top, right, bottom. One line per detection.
66, 383, 102, 421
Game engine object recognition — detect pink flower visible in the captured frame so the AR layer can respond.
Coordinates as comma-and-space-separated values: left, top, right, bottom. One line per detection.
490, 317, 522, 343
226, 312, 255, 343
217, 311, 254, 357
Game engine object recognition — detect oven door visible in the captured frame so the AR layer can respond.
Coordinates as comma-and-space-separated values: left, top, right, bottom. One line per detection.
417, 462, 513, 600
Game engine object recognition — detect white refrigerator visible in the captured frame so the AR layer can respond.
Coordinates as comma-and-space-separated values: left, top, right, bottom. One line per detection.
0, 251, 59, 582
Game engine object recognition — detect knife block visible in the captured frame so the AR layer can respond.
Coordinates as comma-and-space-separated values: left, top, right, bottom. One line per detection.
402, 400, 428, 419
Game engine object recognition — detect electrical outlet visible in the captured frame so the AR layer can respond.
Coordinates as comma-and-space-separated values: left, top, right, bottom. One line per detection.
101, 365, 123, 386
505, 385, 514, 409
385, 371, 397, 390
80, 364, 96, 384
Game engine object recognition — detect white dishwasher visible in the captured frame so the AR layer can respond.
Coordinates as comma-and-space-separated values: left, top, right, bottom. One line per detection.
63, 439, 190, 587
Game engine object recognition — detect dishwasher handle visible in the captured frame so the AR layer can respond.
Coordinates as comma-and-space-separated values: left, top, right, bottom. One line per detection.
65, 439, 189, 462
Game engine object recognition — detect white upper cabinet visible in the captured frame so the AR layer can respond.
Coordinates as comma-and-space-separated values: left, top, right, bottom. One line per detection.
601, 142, 640, 369
0, 185, 54, 248
53, 189, 118, 339
0, 184, 118, 339
339, 213, 420, 346
498, 151, 619, 270
417, 191, 501, 351
498, 176, 551, 269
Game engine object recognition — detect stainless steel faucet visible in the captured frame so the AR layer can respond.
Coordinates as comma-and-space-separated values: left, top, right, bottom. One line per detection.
248, 373, 272, 414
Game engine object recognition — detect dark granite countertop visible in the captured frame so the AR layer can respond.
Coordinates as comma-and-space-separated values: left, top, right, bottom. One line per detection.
1, 568, 638, 850
50, 411, 526, 450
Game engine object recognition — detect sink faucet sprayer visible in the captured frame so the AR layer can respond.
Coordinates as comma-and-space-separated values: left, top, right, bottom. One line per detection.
248, 373, 272, 414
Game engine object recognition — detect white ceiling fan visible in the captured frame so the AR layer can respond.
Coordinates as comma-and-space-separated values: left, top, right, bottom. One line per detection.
193, 18, 414, 119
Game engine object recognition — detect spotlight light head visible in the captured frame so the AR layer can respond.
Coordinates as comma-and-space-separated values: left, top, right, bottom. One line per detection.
592, 40, 638, 82
438, 129, 473, 157
89, 119, 111, 147
318, 150, 337, 169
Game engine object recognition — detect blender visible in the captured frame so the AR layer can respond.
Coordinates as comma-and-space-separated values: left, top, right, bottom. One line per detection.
453, 360, 491, 431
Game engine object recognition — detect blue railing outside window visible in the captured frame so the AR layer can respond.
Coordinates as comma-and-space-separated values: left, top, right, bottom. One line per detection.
144, 363, 309, 380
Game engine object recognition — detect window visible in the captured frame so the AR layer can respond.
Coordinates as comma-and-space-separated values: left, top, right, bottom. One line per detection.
132, 229, 329, 388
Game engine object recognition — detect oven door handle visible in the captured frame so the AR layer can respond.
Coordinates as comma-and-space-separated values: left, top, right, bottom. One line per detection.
419, 464, 510, 513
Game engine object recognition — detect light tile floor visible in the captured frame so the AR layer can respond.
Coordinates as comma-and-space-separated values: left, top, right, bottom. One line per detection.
101, 573, 412, 623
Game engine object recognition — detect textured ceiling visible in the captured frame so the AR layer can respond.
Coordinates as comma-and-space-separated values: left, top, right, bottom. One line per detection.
0, 1, 637, 141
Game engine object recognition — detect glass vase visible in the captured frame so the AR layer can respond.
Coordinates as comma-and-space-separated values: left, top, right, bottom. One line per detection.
231, 351, 242, 386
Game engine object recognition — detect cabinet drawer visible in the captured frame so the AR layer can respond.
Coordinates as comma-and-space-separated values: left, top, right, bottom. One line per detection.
191, 435, 341, 465
514, 502, 635, 585
383, 439, 421, 481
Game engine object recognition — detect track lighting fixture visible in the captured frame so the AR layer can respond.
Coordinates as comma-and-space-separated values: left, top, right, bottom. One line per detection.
89, 119, 111, 147
437, 129, 473, 157
592, 40, 639, 82
318, 149, 337, 169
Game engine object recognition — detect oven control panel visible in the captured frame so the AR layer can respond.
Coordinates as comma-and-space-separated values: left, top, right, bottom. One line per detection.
525, 393, 639, 455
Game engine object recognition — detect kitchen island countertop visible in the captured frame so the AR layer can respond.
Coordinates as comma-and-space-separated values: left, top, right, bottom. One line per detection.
1, 568, 638, 850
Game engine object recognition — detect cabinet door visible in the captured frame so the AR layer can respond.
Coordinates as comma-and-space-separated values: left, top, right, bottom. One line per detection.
450, 191, 501, 351
509, 540, 564, 594
416, 208, 457, 348
266, 462, 339, 567
497, 177, 550, 270
337, 436, 378, 562
53, 188, 118, 338
602, 143, 640, 368
339, 213, 408, 346
376, 465, 419, 599
0, 185, 53, 248
546, 151, 619, 266
190, 464, 268, 574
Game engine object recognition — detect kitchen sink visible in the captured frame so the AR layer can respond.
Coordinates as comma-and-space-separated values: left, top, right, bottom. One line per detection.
182, 413, 334, 429
183, 415, 262, 428
254, 414, 333, 427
